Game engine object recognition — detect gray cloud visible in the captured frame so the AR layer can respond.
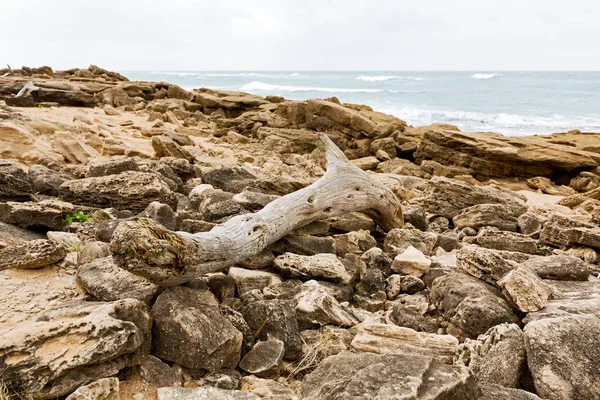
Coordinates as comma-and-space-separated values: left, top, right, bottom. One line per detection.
1, 0, 599, 70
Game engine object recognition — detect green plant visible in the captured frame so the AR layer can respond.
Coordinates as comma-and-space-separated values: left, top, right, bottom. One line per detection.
63, 211, 89, 224
37, 104, 44, 109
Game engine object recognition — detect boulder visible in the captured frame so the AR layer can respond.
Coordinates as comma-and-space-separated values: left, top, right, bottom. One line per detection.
139, 201, 176, 230
305, 99, 389, 138
527, 176, 576, 196
472, 229, 548, 255
150, 286, 242, 371
540, 214, 600, 250
430, 272, 520, 339
131, 355, 182, 387
456, 245, 516, 285
0, 299, 150, 399
384, 227, 438, 256
241, 375, 299, 400
294, 280, 357, 328
157, 387, 261, 400
151, 135, 195, 162
228, 267, 282, 295
0, 221, 44, 246
525, 314, 600, 400
386, 274, 425, 298
455, 323, 525, 387
497, 266, 554, 312
0, 239, 66, 270
86, 158, 140, 177
388, 303, 438, 333
202, 167, 258, 194
28, 164, 71, 196
59, 171, 177, 213
238, 340, 285, 378
333, 230, 377, 256
65, 378, 119, 400
391, 246, 431, 277
452, 204, 520, 231
193, 88, 267, 117
0, 161, 33, 201
76, 257, 160, 305
273, 253, 351, 284
521, 254, 591, 281
0, 199, 74, 230
479, 383, 542, 400
301, 352, 478, 400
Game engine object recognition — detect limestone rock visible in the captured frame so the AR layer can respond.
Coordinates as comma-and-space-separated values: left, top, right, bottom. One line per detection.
391, 246, 431, 277
456, 244, 516, 285
157, 387, 261, 400
87, 158, 140, 177
193, 88, 267, 117
132, 355, 182, 387
386, 274, 425, 298
389, 303, 438, 333
497, 266, 554, 312
301, 351, 478, 400
228, 267, 282, 296
455, 323, 525, 387
453, 203, 520, 231
525, 314, 600, 400
305, 99, 387, 138
241, 375, 298, 400
239, 340, 285, 378
333, 230, 377, 256
76, 257, 160, 304
540, 214, 600, 250
430, 272, 520, 339
59, 171, 176, 213
527, 176, 576, 196
0, 221, 44, 246
294, 280, 357, 328
28, 164, 72, 196
472, 229, 548, 255
0, 239, 66, 270
384, 227, 438, 256
0, 299, 150, 399
273, 253, 351, 284
150, 286, 242, 371
65, 378, 119, 400
152, 135, 195, 162
0, 161, 33, 201
479, 383, 542, 400
0, 199, 74, 230
521, 254, 590, 281
139, 201, 176, 230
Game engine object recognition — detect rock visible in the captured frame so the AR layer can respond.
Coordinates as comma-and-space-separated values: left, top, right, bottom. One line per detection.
157, 387, 261, 400
0, 221, 44, 246
453, 203, 520, 231
273, 253, 351, 284
28, 164, 71, 196
430, 272, 520, 339
401, 205, 428, 231
193, 88, 267, 117
46, 231, 80, 248
497, 266, 554, 312
0, 161, 33, 201
456, 245, 516, 285
241, 375, 298, 400
232, 190, 278, 210
351, 156, 379, 170
391, 246, 431, 277
239, 299, 302, 361
150, 286, 242, 371
238, 340, 285, 377
455, 323, 525, 387
65, 378, 119, 400
0, 239, 66, 270
388, 304, 438, 333
294, 280, 357, 328
79, 241, 111, 264
384, 227, 438, 256
76, 257, 160, 304
415, 129, 599, 179
479, 383, 542, 400
0, 299, 150, 399
219, 306, 255, 355
416, 177, 527, 218
333, 230, 377, 256
132, 355, 182, 387
202, 167, 258, 194
228, 267, 282, 296
527, 176, 576, 196
59, 171, 176, 213
301, 351, 478, 400
87, 158, 140, 177
360, 247, 393, 274
305, 99, 390, 138
472, 229, 548, 255
139, 201, 176, 230
327, 212, 376, 233
525, 314, 600, 400
540, 214, 600, 250
152, 135, 195, 162
350, 322, 458, 363
386, 274, 425, 298
521, 254, 590, 281
199, 369, 242, 391
278, 234, 336, 255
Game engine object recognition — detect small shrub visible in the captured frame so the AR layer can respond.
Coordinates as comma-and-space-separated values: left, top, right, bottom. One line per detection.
63, 211, 89, 224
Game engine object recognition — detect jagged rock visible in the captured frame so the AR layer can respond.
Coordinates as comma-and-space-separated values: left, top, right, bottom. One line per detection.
76, 257, 160, 304
521, 254, 590, 281
401, 205, 428, 231
157, 387, 260, 400
525, 314, 600, 400
350, 322, 458, 363
241, 375, 299, 400
453, 203, 519, 231
131, 355, 182, 387
139, 201, 176, 230
79, 241, 111, 264
59, 171, 177, 213
220, 306, 255, 355
239, 340, 285, 378
389, 304, 438, 333
456, 245, 516, 285
228, 267, 282, 295
232, 190, 278, 210
0, 239, 66, 270
65, 378, 119, 400
150, 286, 242, 371
277, 234, 336, 255
386, 274, 425, 298
497, 266, 554, 312
471, 229, 549, 255
193, 88, 267, 117
360, 247, 393, 274
479, 383, 542, 400
28, 164, 72, 196
301, 351, 478, 400
202, 167, 258, 194
305, 99, 390, 138
540, 214, 600, 249
87, 158, 140, 177
416, 177, 527, 218
328, 212, 377, 233
0, 161, 33, 201
430, 272, 520, 339
294, 280, 357, 328
239, 248, 276, 270
239, 299, 302, 361
152, 135, 195, 162
351, 156, 379, 170
527, 176, 576, 196
455, 323, 525, 387
415, 129, 599, 179
273, 253, 351, 284
384, 227, 438, 256
0, 299, 150, 399
524, 280, 600, 323
0, 220, 44, 246
391, 246, 431, 277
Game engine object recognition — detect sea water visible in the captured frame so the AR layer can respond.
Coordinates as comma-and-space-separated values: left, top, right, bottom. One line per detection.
123, 71, 600, 136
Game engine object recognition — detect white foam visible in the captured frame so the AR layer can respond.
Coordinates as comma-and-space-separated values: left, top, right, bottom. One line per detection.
204, 72, 266, 77
472, 73, 500, 80
357, 75, 424, 81
240, 81, 385, 93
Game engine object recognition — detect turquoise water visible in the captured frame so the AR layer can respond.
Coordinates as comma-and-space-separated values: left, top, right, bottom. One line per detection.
123, 71, 600, 136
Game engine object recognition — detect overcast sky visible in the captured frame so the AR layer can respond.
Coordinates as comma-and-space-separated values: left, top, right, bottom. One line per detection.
2, 0, 599, 71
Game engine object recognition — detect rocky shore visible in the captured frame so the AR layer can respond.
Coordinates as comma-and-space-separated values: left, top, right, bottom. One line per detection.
0, 65, 599, 400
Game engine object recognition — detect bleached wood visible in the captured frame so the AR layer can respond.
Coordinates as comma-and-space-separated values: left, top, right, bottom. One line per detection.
110, 133, 403, 285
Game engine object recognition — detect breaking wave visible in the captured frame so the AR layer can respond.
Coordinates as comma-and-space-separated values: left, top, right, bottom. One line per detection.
357, 75, 424, 81
472, 73, 500, 80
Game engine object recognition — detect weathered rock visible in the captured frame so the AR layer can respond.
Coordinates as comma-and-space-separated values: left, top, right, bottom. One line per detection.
351, 322, 458, 363
152, 135, 195, 162
273, 253, 351, 284
455, 323, 525, 387
232, 190, 278, 210
28, 164, 72, 196
384, 227, 438, 256
351, 156, 379, 170
65, 378, 119, 400
193, 88, 267, 117
278, 234, 336, 255
391, 246, 431, 277
456, 244, 516, 285
239, 340, 285, 378
327, 212, 376, 233
76, 257, 160, 304
239, 299, 302, 361
157, 386, 261, 400
333, 230, 377, 256
139, 201, 176, 230
241, 375, 299, 400
301, 351, 478, 400
540, 214, 600, 250
59, 171, 176, 212
0, 299, 150, 399
527, 176, 576, 196
132, 355, 182, 387
525, 314, 600, 400
522, 254, 591, 281
151, 286, 242, 371
305, 99, 389, 138
416, 177, 527, 218
228, 267, 282, 296
386, 274, 425, 298
360, 246, 393, 274
0, 239, 66, 270
79, 241, 111, 264
497, 266, 554, 312
389, 303, 438, 333
472, 229, 548, 255
87, 158, 140, 177
453, 203, 520, 231
294, 280, 357, 328
0, 161, 33, 201
0, 220, 44, 246
430, 272, 520, 339
202, 167, 258, 194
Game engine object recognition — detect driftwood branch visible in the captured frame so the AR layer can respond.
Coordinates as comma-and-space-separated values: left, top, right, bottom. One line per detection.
110, 134, 403, 285
16, 81, 40, 97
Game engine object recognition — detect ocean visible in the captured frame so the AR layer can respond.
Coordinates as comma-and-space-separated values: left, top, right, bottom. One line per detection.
123, 71, 600, 136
